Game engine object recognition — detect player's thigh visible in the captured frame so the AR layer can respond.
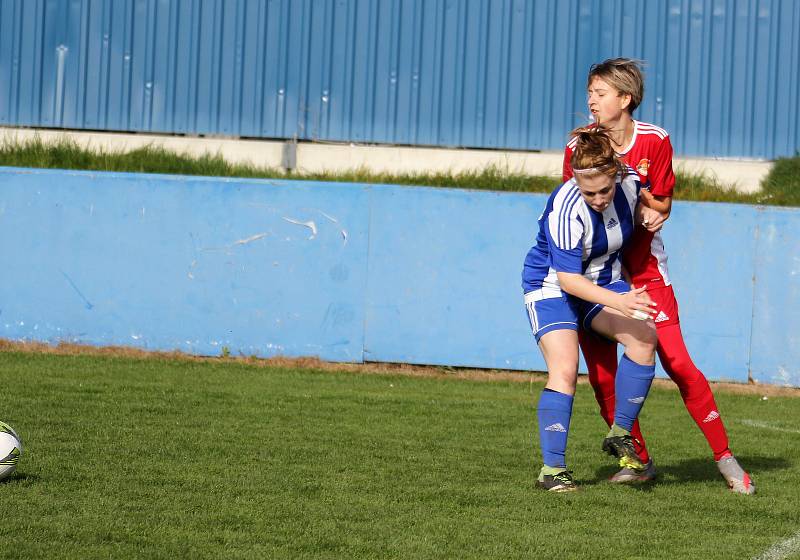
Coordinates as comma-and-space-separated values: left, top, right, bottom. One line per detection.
590, 306, 657, 352
524, 292, 580, 389
539, 329, 580, 392
539, 329, 580, 374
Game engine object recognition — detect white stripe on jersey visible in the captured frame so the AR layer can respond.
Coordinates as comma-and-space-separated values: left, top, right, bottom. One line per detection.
650, 231, 672, 286
582, 208, 596, 277
541, 174, 637, 289
567, 136, 578, 149
585, 198, 624, 283
618, 172, 640, 201
566, 121, 667, 157
540, 268, 561, 297
548, 184, 582, 251
583, 173, 638, 282
636, 121, 668, 139
560, 189, 582, 249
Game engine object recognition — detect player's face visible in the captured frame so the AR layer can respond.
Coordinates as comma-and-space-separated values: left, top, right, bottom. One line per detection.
587, 77, 631, 124
575, 173, 616, 212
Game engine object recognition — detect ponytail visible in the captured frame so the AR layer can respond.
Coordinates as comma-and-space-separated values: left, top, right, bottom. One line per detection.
569, 126, 623, 179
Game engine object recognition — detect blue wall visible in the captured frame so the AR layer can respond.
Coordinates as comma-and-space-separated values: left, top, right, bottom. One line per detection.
1, 167, 798, 386
0, 0, 797, 159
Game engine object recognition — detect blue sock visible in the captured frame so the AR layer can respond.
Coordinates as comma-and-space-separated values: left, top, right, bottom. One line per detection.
614, 354, 656, 431
537, 388, 574, 468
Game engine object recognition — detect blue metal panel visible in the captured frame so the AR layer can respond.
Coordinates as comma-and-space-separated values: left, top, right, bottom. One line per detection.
0, 168, 370, 362
658, 202, 758, 383
362, 185, 545, 371
1, 168, 799, 385
0, 0, 798, 158
749, 208, 800, 386
0, 0, 797, 158
362, 188, 760, 383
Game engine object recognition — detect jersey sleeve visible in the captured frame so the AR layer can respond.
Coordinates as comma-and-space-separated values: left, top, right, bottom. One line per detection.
647, 136, 676, 197
562, 145, 574, 182
545, 194, 584, 274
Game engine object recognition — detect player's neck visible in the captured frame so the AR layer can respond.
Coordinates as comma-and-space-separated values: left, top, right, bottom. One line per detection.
600, 115, 634, 152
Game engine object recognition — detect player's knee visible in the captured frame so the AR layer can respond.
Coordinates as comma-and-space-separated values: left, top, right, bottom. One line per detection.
546, 365, 578, 394
640, 324, 658, 352
548, 363, 578, 383
622, 325, 657, 363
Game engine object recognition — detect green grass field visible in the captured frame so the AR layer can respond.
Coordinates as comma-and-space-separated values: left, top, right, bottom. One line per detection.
0, 351, 798, 559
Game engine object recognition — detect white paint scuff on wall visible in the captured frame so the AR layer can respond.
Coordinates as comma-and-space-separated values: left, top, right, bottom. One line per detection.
233, 233, 270, 246
282, 217, 317, 239
315, 210, 348, 246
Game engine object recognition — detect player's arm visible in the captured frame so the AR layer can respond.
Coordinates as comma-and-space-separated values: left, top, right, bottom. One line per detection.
640, 190, 672, 217
635, 199, 669, 232
557, 272, 656, 320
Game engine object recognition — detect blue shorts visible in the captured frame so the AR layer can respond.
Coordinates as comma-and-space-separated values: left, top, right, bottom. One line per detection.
524, 291, 579, 342
523, 280, 630, 342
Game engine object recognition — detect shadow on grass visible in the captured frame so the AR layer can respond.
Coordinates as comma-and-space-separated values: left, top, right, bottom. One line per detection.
0, 471, 39, 485
588, 454, 791, 490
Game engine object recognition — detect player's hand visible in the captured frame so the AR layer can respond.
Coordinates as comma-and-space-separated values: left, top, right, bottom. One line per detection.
616, 285, 657, 320
637, 197, 667, 232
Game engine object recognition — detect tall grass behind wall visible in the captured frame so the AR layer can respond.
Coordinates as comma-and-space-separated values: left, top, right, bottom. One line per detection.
0, 136, 795, 206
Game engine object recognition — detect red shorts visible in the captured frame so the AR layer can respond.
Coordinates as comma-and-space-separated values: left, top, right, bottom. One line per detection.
645, 284, 680, 328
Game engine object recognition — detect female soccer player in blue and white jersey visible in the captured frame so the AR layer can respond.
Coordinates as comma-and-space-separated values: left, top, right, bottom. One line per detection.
522, 127, 658, 492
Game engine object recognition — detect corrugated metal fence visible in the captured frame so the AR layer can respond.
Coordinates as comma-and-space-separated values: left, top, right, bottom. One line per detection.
0, 0, 797, 159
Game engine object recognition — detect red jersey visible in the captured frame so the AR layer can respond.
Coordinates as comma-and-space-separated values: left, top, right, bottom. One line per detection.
562, 120, 676, 288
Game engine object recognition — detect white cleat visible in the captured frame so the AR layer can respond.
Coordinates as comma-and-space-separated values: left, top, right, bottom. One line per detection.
717, 455, 755, 495
609, 458, 657, 483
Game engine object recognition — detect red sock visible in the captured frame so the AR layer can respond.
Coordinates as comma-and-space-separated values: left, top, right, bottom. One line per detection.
580, 330, 651, 463
657, 324, 731, 461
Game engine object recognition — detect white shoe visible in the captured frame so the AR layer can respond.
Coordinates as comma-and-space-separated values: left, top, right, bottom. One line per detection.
609, 458, 657, 483
717, 455, 755, 495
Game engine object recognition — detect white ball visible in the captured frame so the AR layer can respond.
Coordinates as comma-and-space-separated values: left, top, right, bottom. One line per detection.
0, 421, 22, 481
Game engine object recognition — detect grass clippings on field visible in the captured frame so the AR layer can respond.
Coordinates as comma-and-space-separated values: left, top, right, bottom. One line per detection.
1, 338, 797, 398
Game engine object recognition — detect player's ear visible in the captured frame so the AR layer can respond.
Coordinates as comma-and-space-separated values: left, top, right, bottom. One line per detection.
619, 93, 632, 111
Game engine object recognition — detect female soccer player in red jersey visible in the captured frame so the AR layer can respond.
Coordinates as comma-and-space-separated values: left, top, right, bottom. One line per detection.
562, 58, 754, 494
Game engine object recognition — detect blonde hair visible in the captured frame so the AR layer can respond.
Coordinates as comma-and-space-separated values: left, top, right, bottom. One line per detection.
569, 126, 624, 179
587, 58, 645, 114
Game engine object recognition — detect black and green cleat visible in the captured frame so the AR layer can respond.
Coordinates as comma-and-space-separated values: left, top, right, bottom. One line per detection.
602, 428, 646, 472
536, 467, 578, 493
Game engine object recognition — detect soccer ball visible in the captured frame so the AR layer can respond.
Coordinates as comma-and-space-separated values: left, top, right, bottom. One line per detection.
0, 421, 22, 481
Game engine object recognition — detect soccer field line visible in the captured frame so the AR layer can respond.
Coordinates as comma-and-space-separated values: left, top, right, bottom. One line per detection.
739, 419, 800, 435
753, 530, 800, 560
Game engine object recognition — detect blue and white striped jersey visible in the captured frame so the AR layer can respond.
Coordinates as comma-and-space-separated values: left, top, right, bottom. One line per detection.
522, 171, 641, 297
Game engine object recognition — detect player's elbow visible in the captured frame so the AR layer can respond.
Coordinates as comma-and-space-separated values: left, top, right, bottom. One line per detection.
556, 272, 582, 295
